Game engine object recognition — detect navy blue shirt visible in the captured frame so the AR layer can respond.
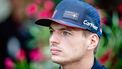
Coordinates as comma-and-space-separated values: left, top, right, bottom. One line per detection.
92, 58, 107, 69
59, 58, 107, 69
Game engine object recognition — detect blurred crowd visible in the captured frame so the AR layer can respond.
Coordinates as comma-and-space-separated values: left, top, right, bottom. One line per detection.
0, 0, 122, 69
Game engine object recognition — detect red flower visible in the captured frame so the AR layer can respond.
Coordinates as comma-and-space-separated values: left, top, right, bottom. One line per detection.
29, 48, 45, 62
16, 48, 26, 61
44, 0, 54, 11
99, 49, 112, 64
118, 3, 122, 13
37, 10, 53, 19
25, 3, 38, 17
101, 17, 107, 25
34, 0, 42, 4
119, 17, 122, 28
4, 58, 15, 69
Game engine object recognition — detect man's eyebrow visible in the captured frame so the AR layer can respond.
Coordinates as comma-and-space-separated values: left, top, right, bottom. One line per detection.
49, 26, 74, 31
59, 28, 73, 31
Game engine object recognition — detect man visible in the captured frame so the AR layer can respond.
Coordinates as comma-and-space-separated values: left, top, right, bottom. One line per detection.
35, 0, 107, 69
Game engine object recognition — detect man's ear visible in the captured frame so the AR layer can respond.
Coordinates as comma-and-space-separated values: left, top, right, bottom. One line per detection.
87, 34, 99, 50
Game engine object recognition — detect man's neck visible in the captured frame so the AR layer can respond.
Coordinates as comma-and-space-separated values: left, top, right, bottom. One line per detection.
61, 51, 94, 69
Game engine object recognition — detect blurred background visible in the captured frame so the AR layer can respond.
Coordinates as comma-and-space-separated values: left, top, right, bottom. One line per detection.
0, 0, 122, 69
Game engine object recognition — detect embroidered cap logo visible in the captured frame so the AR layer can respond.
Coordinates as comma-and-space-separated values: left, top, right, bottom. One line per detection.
63, 11, 79, 20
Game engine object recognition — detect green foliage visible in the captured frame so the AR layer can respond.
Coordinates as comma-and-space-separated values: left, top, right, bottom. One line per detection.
15, 60, 30, 69
97, 11, 122, 69
28, 24, 50, 49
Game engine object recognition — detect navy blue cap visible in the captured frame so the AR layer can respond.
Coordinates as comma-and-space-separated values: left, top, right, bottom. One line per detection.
35, 0, 102, 37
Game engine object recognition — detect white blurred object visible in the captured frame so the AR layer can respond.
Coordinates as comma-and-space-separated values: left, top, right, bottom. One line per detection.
7, 36, 21, 59
0, 0, 11, 23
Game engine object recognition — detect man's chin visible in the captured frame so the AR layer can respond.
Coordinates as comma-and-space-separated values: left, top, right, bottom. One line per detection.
51, 56, 63, 64
51, 56, 69, 65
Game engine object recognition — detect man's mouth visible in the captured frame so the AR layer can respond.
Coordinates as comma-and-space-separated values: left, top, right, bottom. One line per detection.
50, 47, 62, 55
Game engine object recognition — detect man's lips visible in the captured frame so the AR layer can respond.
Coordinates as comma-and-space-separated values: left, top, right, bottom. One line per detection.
50, 47, 62, 55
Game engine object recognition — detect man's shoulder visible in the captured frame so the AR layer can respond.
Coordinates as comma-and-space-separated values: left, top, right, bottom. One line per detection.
92, 58, 107, 69
59, 58, 107, 69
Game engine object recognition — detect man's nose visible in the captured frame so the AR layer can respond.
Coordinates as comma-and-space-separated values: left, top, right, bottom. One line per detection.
49, 32, 60, 45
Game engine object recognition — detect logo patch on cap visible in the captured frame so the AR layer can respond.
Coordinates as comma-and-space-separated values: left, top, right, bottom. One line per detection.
63, 11, 79, 20
83, 20, 98, 31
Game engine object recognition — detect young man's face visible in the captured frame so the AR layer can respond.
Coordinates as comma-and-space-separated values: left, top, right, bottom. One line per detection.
49, 22, 91, 65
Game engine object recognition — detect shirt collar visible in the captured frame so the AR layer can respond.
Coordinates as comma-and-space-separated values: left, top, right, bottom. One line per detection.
59, 58, 107, 69
92, 58, 107, 69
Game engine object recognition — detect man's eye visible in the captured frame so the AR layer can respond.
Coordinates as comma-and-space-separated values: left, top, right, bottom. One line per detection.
62, 31, 71, 36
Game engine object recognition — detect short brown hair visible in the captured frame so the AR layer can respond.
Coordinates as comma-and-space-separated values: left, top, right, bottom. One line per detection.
82, 30, 93, 38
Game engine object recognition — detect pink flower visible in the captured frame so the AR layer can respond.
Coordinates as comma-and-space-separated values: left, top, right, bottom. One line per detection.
29, 48, 45, 62
25, 3, 38, 17
44, 0, 55, 11
4, 58, 15, 69
37, 10, 53, 19
34, 0, 42, 4
16, 48, 26, 61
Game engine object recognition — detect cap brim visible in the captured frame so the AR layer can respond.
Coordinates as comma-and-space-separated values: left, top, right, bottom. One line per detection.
35, 18, 54, 27
35, 18, 84, 29
36, 18, 72, 27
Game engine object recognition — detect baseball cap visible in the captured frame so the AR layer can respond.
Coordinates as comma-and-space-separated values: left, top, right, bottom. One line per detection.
35, 0, 102, 37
